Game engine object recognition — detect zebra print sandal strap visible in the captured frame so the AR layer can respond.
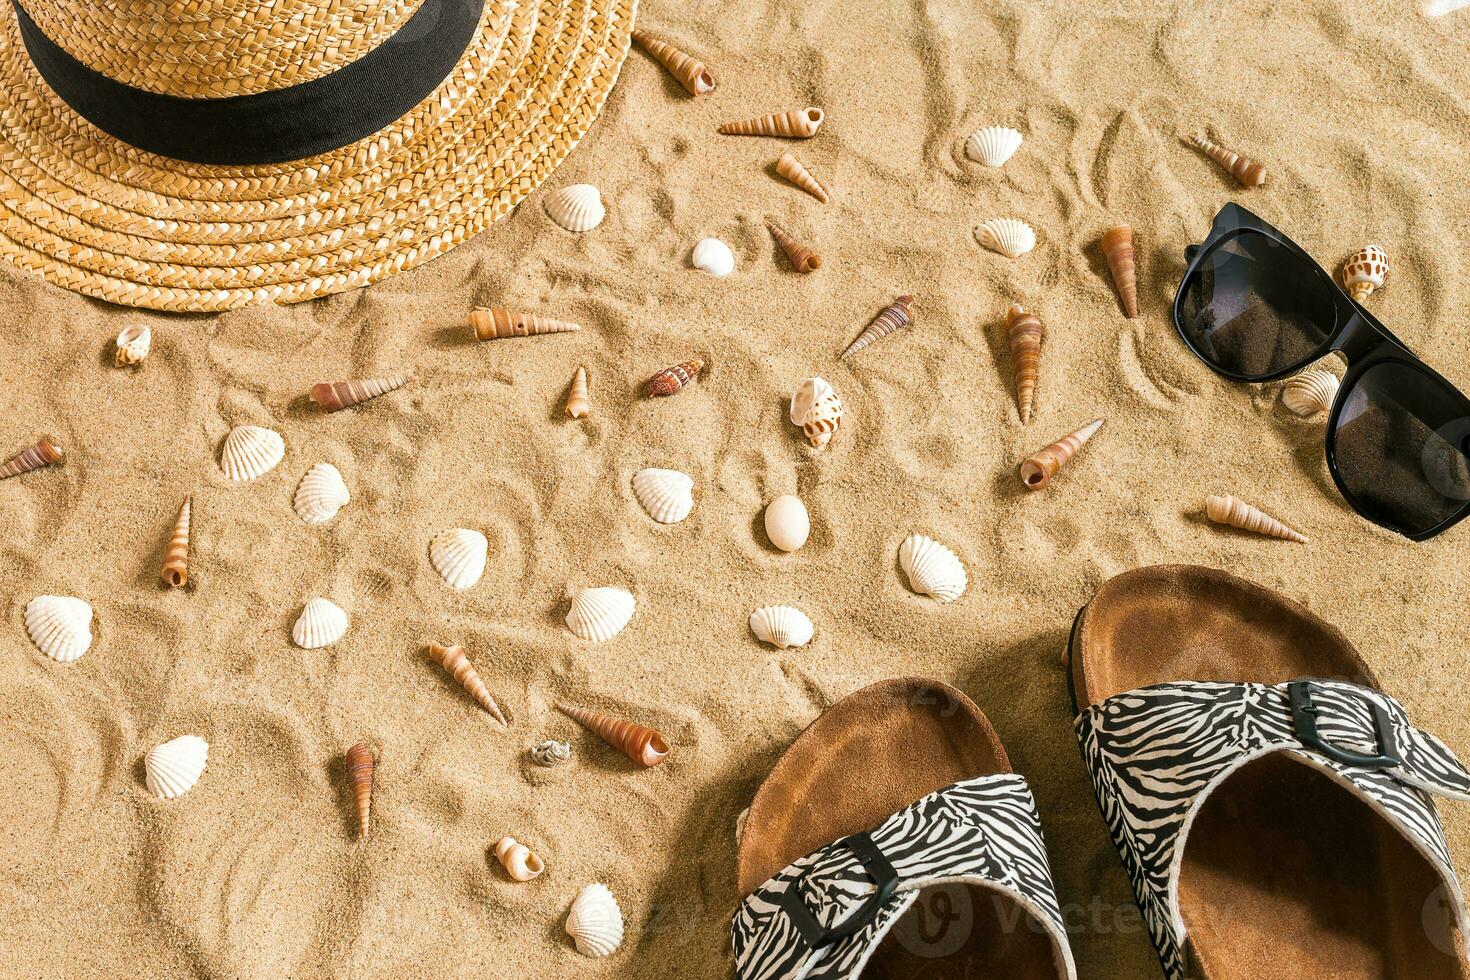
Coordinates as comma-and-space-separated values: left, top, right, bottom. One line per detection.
1075, 678, 1470, 980
731, 773, 1077, 980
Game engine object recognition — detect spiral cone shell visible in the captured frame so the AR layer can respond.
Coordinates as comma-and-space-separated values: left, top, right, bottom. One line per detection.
632, 29, 714, 95
1343, 245, 1389, 303
1006, 306, 1046, 425
566, 366, 591, 418
543, 184, 606, 232
24, 595, 93, 663
776, 153, 830, 203
309, 375, 412, 412
1282, 370, 1340, 417
632, 468, 695, 524
975, 218, 1037, 259
644, 359, 703, 397
556, 703, 670, 767
749, 605, 814, 648
0, 435, 63, 479
144, 735, 208, 799
115, 325, 151, 366
1185, 134, 1266, 187
294, 462, 350, 524
842, 295, 913, 359
790, 376, 843, 448
345, 743, 374, 838
426, 642, 507, 724
429, 528, 488, 589
899, 534, 968, 603
566, 883, 625, 957
495, 836, 546, 881
719, 107, 824, 138
468, 308, 582, 340
1101, 225, 1139, 318
1205, 495, 1308, 543
292, 597, 348, 649
1019, 419, 1104, 491
161, 496, 191, 587
565, 587, 636, 641
766, 221, 822, 273
218, 426, 283, 482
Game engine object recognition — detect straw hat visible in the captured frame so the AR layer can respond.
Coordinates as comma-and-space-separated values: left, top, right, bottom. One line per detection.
0, 0, 636, 311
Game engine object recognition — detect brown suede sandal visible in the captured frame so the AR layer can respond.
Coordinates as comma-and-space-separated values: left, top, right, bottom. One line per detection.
1064, 564, 1470, 980
731, 677, 1076, 980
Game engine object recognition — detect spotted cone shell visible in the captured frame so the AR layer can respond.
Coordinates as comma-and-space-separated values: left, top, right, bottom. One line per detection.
556, 702, 669, 767
144, 735, 209, 799
24, 594, 93, 663
566, 883, 625, 957
219, 425, 284, 481
565, 587, 636, 641
790, 376, 843, 448
1342, 245, 1389, 303
899, 534, 968, 603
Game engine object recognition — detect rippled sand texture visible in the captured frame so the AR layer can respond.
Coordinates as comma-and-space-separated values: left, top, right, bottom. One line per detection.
3, 1, 1470, 976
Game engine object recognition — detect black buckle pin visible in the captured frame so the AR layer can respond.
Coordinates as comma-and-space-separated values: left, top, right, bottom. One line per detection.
774, 832, 900, 951
1288, 680, 1400, 770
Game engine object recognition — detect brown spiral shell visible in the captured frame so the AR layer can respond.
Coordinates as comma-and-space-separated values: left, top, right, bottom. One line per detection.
160, 496, 191, 588
719, 107, 824, 138
842, 295, 913, 359
776, 153, 830, 203
309, 375, 412, 412
1018, 419, 1104, 491
345, 743, 375, 839
1006, 306, 1046, 425
426, 642, 507, 725
468, 308, 583, 340
1101, 225, 1138, 318
766, 221, 822, 273
1185, 134, 1266, 188
556, 702, 670, 768
644, 359, 703, 398
0, 436, 63, 480
632, 29, 714, 96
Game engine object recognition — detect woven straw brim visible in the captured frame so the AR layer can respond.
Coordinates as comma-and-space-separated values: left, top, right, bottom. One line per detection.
0, 0, 635, 311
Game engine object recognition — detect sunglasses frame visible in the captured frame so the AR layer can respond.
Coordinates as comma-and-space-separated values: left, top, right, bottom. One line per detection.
1173, 203, 1470, 541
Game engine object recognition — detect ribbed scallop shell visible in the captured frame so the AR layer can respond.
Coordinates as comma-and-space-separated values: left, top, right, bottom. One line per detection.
975, 218, 1037, 259
144, 735, 209, 799
693, 237, 735, 276
565, 587, 636, 642
219, 425, 284, 481
292, 598, 348, 649
965, 126, 1023, 167
899, 534, 968, 603
24, 595, 93, 663
566, 883, 625, 958
632, 468, 694, 524
115, 325, 151, 366
430, 528, 488, 589
293, 463, 350, 524
1282, 370, 1340, 417
544, 184, 606, 232
749, 605, 814, 649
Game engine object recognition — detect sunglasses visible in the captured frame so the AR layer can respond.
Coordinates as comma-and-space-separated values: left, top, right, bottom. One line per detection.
1173, 203, 1470, 540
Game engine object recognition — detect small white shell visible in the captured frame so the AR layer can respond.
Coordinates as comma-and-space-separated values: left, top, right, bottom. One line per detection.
632, 468, 694, 524
1281, 370, 1340, 418
115, 325, 151, 366
430, 528, 488, 589
790, 376, 844, 449
292, 598, 348, 649
495, 836, 547, 882
24, 595, 93, 663
974, 218, 1037, 259
529, 739, 573, 766
144, 734, 209, 799
965, 126, 1023, 167
1423, 0, 1469, 16
749, 605, 814, 649
566, 587, 636, 642
566, 883, 625, 958
544, 184, 606, 233
899, 534, 968, 603
692, 237, 735, 277
219, 425, 285, 482
735, 806, 749, 843
763, 494, 810, 552
293, 462, 350, 524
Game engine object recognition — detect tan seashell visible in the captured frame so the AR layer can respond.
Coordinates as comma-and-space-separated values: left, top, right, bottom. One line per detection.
566, 366, 591, 418
842, 294, 913, 360
1185, 134, 1266, 188
644, 359, 703, 398
494, 836, 546, 881
543, 184, 606, 233
1006, 306, 1046, 425
144, 735, 208, 799
529, 739, 573, 766
975, 218, 1037, 259
426, 642, 507, 725
1282, 370, 1340, 417
1019, 419, 1104, 490
160, 496, 191, 588
345, 742, 374, 838
790, 376, 844, 449
566, 883, 624, 957
556, 702, 670, 768
1205, 495, 1308, 543
309, 375, 412, 412
775, 153, 830, 203
632, 29, 714, 95
719, 107, 824, 138
1101, 225, 1139, 318
115, 325, 151, 366
766, 221, 822, 273
0, 435, 63, 480
468, 308, 582, 341
218, 425, 284, 482
1342, 245, 1389, 303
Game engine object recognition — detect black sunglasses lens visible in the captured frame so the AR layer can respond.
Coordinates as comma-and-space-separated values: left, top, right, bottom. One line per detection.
1180, 230, 1338, 379
1332, 361, 1470, 536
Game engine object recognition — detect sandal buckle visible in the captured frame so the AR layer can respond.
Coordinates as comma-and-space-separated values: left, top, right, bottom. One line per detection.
774, 831, 900, 951
1288, 680, 1400, 770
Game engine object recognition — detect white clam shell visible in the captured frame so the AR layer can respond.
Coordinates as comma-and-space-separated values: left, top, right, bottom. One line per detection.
749, 605, 814, 649
1423, 0, 1469, 15
632, 468, 694, 524
692, 237, 735, 276
115, 325, 152, 365
790, 376, 844, 448
219, 425, 285, 481
144, 734, 209, 799
899, 534, 968, 603
24, 595, 93, 663
965, 126, 1023, 167
974, 218, 1037, 259
763, 494, 810, 552
544, 183, 606, 232
1282, 370, 1340, 418
566, 883, 625, 958
565, 587, 636, 642
292, 598, 348, 649
293, 462, 350, 524
430, 528, 488, 589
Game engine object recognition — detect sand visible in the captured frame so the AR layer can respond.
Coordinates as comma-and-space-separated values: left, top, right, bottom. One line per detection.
3, 0, 1470, 976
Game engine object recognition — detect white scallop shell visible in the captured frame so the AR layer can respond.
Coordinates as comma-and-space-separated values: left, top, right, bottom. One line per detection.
763, 494, 810, 552
565, 587, 636, 642
219, 425, 284, 481
115, 325, 151, 365
24, 595, 93, 663
430, 528, 488, 589
1281, 370, 1340, 418
632, 468, 694, 524
566, 883, 625, 958
965, 126, 1023, 167
144, 734, 209, 799
692, 237, 735, 277
974, 218, 1037, 259
899, 534, 968, 603
544, 183, 606, 232
1423, 0, 1469, 15
292, 598, 348, 649
790, 376, 844, 448
293, 462, 350, 524
749, 605, 814, 649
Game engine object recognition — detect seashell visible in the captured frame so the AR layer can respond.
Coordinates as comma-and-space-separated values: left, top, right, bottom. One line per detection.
631, 29, 714, 95
292, 597, 348, 649
530, 739, 573, 766
790, 376, 843, 449
544, 183, 606, 233
763, 494, 810, 552
1424, 0, 1470, 14
644, 359, 704, 397
309, 374, 412, 412
766, 221, 822, 273
842, 294, 913, 359
1282, 370, 1340, 418
24, 595, 93, 663
115, 325, 151, 366
345, 742, 374, 838
965, 126, 1023, 167
566, 883, 625, 957
632, 468, 694, 524
1342, 245, 1389, 303
975, 218, 1037, 259
1101, 225, 1139, 318
749, 605, 814, 649
429, 528, 488, 589
495, 836, 546, 881
1006, 306, 1047, 425
566, 366, 591, 418
899, 534, 967, 603
1205, 494, 1308, 543
565, 587, 636, 642
144, 735, 209, 799
556, 703, 669, 767
160, 496, 191, 587
719, 107, 824, 138
0, 435, 63, 480
692, 237, 735, 276
294, 462, 350, 525
468, 308, 582, 341
776, 153, 829, 203
426, 642, 507, 724
1184, 134, 1266, 188
735, 806, 750, 843
1019, 419, 1105, 491
219, 425, 284, 482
